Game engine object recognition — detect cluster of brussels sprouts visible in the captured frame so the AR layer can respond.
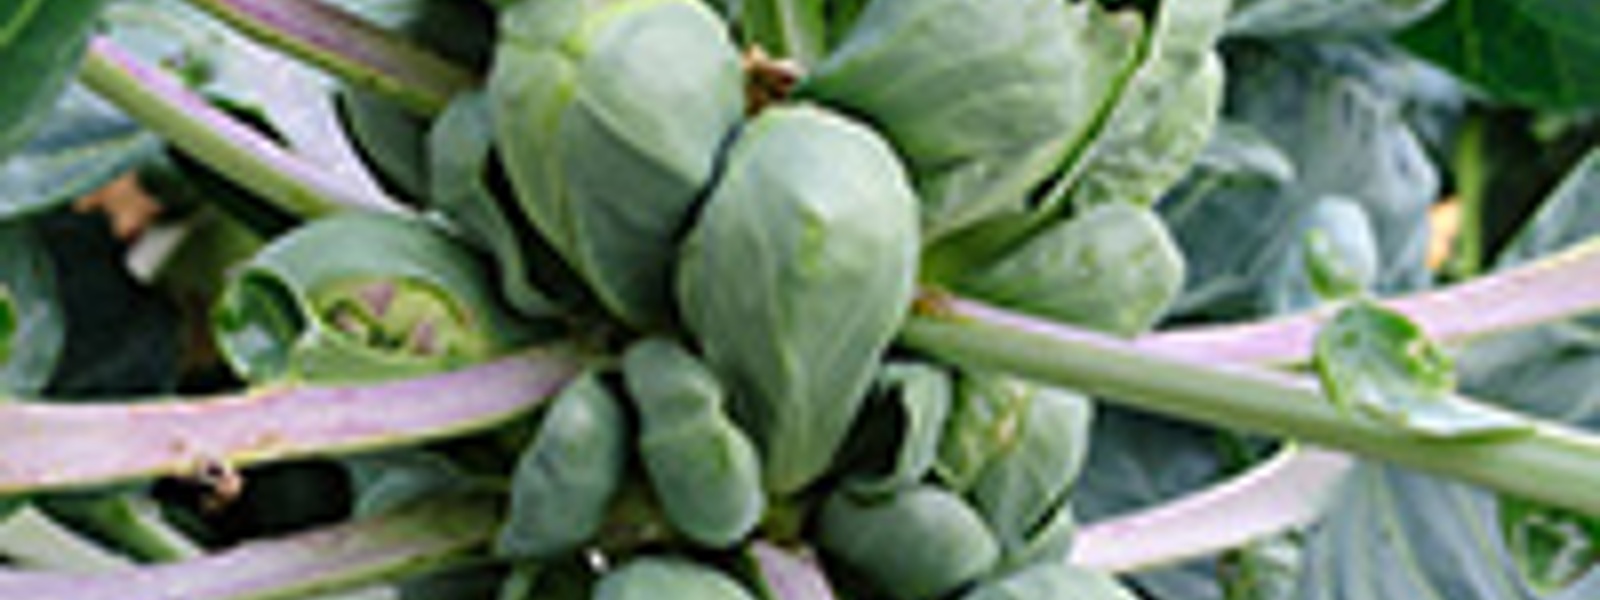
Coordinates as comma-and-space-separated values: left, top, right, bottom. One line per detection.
210, 0, 1225, 597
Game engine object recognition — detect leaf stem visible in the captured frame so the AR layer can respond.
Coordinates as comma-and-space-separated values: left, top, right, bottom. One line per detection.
1071, 448, 1351, 573
1137, 236, 1600, 366
0, 499, 496, 600
1446, 112, 1490, 279
0, 351, 578, 495
180, 0, 476, 117
902, 298, 1600, 517
76, 37, 396, 219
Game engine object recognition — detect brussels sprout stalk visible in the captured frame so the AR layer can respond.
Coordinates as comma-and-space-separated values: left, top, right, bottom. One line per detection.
76, 39, 392, 219
902, 296, 1600, 517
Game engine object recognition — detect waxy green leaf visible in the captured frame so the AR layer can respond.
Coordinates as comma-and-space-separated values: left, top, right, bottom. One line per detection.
0, 0, 111, 159
1401, 0, 1600, 109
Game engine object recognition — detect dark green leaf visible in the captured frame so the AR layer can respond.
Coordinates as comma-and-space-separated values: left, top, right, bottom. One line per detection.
0, 0, 110, 159
0, 285, 13, 366
1401, 0, 1600, 109
1313, 302, 1531, 439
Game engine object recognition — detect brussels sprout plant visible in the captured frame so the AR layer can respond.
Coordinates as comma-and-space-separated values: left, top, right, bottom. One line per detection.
2, 0, 1600, 598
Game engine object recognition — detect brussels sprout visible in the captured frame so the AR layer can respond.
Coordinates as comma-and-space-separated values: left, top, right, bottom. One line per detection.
801, 0, 1143, 239
817, 485, 999, 600
948, 204, 1185, 337
969, 384, 1092, 558
960, 561, 1138, 600
596, 557, 757, 600
497, 372, 629, 560
678, 105, 920, 494
490, 0, 745, 329
937, 374, 1033, 494
622, 338, 765, 548
213, 214, 533, 384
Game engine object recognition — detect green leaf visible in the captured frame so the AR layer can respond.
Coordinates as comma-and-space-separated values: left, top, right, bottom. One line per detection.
1400, 0, 1600, 109
1313, 302, 1531, 439
0, 0, 111, 159
1291, 463, 1600, 600
0, 287, 13, 366
0, 222, 64, 395
0, 84, 161, 221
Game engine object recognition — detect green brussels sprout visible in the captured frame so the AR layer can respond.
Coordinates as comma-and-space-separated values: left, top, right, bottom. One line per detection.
947, 204, 1185, 337
490, 0, 745, 329
969, 382, 1092, 559
800, 0, 1143, 240
818, 485, 999, 600
497, 372, 629, 560
937, 374, 1033, 494
213, 214, 533, 384
678, 105, 920, 494
622, 338, 765, 548
960, 561, 1138, 600
596, 557, 757, 600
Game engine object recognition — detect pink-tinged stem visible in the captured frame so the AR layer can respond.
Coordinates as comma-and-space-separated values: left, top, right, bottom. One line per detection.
0, 351, 578, 495
78, 38, 401, 218
0, 499, 496, 600
181, 0, 476, 116
1072, 448, 1351, 572
1138, 238, 1600, 366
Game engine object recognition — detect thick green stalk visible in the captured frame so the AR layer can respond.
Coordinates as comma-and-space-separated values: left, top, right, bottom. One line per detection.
76, 38, 394, 218
0, 499, 494, 600
181, 0, 476, 116
902, 298, 1600, 517
0, 351, 578, 495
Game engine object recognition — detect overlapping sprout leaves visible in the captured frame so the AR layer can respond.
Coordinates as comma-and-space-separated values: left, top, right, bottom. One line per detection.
2, 0, 1600, 598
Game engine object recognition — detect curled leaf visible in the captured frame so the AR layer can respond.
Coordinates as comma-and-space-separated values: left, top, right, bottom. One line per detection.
213, 213, 533, 384
1314, 302, 1531, 439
